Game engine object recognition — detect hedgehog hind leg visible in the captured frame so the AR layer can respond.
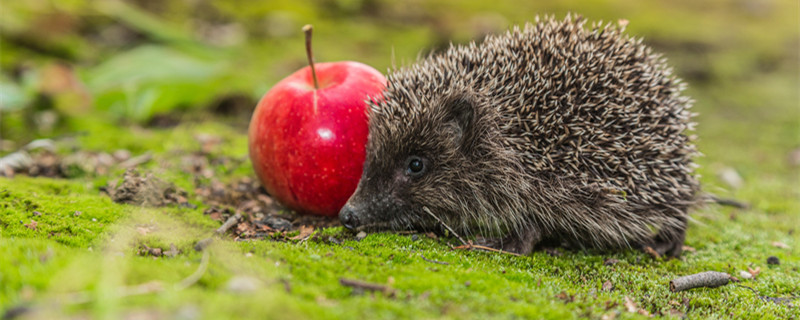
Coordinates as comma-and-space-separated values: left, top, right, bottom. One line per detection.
499, 225, 543, 255
643, 216, 688, 258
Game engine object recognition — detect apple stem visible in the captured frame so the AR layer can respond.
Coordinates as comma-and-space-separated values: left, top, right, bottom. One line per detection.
303, 24, 320, 90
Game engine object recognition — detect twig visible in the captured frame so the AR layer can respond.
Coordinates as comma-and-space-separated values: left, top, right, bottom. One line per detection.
452, 244, 521, 257
60, 249, 210, 305
421, 254, 449, 265
216, 213, 242, 235
119, 152, 153, 168
670, 271, 732, 292
339, 278, 392, 294
708, 195, 749, 209
61, 281, 164, 305
736, 285, 799, 306
194, 238, 213, 251
422, 207, 467, 246
175, 250, 211, 290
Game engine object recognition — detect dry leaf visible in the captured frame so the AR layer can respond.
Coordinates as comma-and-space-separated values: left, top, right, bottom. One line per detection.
136, 226, 151, 235
601, 312, 618, 320
290, 225, 314, 240
643, 246, 661, 259
747, 266, 761, 278
682, 245, 696, 253
602, 280, 614, 292
25, 220, 38, 230
772, 241, 790, 249
624, 296, 638, 313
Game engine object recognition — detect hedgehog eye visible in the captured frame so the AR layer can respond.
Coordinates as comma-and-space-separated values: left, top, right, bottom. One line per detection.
405, 156, 426, 176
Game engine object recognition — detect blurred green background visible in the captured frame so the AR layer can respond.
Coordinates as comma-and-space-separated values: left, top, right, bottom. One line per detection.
2, 0, 797, 130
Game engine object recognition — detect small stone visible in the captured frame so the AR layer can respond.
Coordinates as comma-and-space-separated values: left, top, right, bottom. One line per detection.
356, 231, 367, 241
411, 234, 419, 241
327, 236, 341, 245
113, 149, 132, 162
739, 270, 752, 279
226, 276, 261, 293
33, 211, 42, 216
260, 216, 292, 231
194, 238, 212, 252
718, 167, 744, 189
74, 211, 82, 217
767, 256, 780, 265
464, 281, 471, 287
788, 148, 800, 167
164, 244, 180, 257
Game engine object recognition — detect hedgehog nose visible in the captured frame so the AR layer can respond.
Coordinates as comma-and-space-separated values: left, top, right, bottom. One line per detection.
339, 205, 360, 230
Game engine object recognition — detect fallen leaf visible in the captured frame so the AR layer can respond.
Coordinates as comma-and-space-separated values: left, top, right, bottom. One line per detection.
682, 245, 696, 253
556, 291, 574, 303
624, 296, 638, 313
643, 246, 661, 259
290, 225, 314, 240
25, 220, 38, 230
601, 312, 618, 320
772, 241, 790, 249
602, 280, 614, 292
136, 226, 151, 235
747, 266, 761, 278
667, 308, 685, 317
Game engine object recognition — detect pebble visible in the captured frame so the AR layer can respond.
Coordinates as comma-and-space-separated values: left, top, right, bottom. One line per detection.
260, 216, 292, 231
718, 167, 744, 189
226, 276, 262, 293
356, 231, 367, 241
767, 256, 780, 265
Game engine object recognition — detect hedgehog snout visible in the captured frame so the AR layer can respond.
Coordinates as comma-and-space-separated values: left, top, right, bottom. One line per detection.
339, 204, 360, 230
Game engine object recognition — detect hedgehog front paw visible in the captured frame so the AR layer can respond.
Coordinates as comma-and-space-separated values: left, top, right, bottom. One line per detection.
499, 227, 542, 255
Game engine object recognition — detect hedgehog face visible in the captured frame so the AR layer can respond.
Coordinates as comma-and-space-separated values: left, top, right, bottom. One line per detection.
340, 91, 487, 233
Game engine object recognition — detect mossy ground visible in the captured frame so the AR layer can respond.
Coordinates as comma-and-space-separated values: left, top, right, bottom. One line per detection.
1, 0, 799, 319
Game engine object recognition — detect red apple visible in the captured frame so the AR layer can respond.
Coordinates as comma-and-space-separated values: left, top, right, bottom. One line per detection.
248, 25, 386, 216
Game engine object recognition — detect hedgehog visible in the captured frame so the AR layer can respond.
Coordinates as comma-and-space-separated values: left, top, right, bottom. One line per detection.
338, 15, 699, 257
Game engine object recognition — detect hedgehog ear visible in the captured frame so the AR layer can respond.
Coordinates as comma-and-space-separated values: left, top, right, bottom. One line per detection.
441, 92, 477, 152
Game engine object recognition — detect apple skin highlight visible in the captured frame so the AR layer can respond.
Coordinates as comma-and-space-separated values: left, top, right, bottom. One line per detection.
248, 62, 386, 216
